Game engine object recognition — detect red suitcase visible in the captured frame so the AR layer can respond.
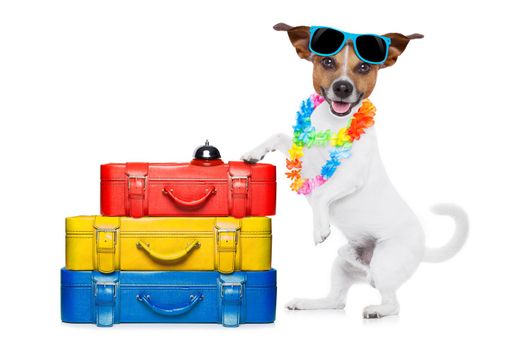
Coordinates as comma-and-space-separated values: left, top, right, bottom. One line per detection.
100, 143, 276, 218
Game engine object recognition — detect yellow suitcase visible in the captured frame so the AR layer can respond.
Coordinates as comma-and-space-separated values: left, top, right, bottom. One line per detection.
66, 216, 271, 274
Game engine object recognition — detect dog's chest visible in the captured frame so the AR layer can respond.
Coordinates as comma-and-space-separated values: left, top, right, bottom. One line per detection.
300, 102, 352, 179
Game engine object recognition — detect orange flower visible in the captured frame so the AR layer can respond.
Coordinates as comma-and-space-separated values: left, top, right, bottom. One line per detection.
347, 99, 375, 141
356, 99, 376, 117
285, 170, 301, 180
286, 158, 302, 170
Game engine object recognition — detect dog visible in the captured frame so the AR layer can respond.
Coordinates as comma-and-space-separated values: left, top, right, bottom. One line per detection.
241, 23, 469, 318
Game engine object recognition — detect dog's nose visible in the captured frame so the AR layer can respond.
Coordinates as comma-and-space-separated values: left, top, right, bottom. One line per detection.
333, 80, 354, 99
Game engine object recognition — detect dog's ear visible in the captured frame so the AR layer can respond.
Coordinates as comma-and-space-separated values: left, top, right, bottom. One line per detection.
274, 22, 311, 60
380, 33, 423, 68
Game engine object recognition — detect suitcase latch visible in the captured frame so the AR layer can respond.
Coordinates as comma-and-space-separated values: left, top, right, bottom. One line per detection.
127, 175, 147, 194
219, 280, 244, 327
94, 282, 117, 299
96, 228, 118, 252
94, 281, 118, 327
215, 226, 239, 252
231, 175, 249, 195
220, 282, 243, 298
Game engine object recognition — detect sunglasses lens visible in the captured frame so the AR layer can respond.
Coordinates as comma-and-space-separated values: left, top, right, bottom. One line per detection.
310, 28, 345, 55
355, 35, 388, 63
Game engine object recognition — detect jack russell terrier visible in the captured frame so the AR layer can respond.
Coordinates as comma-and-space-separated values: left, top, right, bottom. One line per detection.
241, 23, 469, 319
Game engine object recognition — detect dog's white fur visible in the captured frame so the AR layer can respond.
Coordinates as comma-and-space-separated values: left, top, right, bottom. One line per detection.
241, 99, 469, 318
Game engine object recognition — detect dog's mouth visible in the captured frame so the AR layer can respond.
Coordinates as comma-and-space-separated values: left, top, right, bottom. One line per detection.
331, 100, 353, 116
327, 98, 360, 117
321, 88, 362, 117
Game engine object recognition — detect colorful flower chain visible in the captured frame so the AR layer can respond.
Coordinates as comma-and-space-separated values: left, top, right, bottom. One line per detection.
286, 94, 376, 195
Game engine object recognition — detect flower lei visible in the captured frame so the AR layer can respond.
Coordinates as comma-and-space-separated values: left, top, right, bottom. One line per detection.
286, 94, 376, 195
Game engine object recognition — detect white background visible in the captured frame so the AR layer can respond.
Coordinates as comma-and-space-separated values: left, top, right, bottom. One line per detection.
1, 0, 524, 348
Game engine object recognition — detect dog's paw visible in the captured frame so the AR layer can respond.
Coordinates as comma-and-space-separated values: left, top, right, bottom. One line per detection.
286, 298, 345, 310
241, 147, 267, 164
285, 299, 324, 310
313, 227, 331, 245
285, 299, 307, 310
363, 304, 399, 319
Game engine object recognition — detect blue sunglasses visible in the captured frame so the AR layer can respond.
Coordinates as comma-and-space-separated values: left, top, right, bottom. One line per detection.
309, 26, 391, 65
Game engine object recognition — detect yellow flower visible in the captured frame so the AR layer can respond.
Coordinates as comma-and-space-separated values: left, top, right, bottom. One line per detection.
330, 128, 351, 147
288, 144, 304, 160
290, 178, 305, 192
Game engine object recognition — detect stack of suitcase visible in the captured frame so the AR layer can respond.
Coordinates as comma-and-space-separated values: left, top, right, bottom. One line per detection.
61, 142, 278, 327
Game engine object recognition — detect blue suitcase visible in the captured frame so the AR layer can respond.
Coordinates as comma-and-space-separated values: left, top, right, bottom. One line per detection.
61, 268, 276, 327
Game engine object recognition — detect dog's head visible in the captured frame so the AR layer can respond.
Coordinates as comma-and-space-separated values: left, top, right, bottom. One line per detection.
274, 23, 423, 117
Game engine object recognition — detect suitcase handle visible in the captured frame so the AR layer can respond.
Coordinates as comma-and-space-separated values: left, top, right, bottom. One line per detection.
136, 240, 200, 263
136, 293, 203, 316
162, 186, 216, 208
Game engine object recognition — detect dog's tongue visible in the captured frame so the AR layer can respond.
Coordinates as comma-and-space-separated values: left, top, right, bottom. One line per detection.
332, 101, 351, 114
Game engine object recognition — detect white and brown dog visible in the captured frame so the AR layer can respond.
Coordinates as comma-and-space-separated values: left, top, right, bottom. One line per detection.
241, 23, 469, 319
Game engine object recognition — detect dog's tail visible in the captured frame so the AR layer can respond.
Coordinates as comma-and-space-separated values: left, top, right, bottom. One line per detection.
423, 203, 469, 263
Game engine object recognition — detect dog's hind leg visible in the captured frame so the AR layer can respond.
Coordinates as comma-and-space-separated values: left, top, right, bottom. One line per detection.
241, 133, 291, 163
285, 247, 366, 310
362, 290, 399, 319
363, 233, 423, 318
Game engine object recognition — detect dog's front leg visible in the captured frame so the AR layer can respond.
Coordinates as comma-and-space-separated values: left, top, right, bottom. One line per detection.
241, 133, 291, 163
308, 173, 364, 245
310, 192, 332, 245
310, 187, 356, 245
